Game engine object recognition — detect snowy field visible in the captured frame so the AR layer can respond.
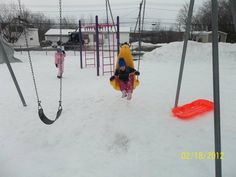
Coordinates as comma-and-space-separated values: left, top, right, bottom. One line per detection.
0, 41, 235, 177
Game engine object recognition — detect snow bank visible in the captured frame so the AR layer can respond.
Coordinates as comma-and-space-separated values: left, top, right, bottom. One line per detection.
0, 41, 236, 177
144, 41, 236, 62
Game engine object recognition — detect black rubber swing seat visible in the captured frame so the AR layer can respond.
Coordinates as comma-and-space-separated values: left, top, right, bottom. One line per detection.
38, 107, 62, 125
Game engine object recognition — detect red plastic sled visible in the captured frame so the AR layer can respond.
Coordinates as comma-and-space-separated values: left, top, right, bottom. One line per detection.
172, 99, 214, 119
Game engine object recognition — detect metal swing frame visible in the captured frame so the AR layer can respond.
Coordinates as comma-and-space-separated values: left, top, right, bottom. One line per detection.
173, 0, 236, 176
133, 0, 146, 75
0, 32, 27, 107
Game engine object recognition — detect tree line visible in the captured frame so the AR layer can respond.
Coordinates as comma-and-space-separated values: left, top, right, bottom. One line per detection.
0, 2, 79, 42
177, 0, 235, 32
176, 0, 236, 42
1, 0, 236, 43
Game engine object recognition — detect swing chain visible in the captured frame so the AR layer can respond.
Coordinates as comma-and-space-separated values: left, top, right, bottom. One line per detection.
59, 0, 62, 45
18, 0, 63, 115
105, 0, 117, 33
58, 101, 62, 110
137, 0, 146, 78
59, 0, 63, 104
18, 0, 40, 103
105, 0, 113, 76
38, 101, 42, 109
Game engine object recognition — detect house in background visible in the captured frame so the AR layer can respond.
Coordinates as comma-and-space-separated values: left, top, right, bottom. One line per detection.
5, 28, 40, 48
45, 29, 76, 44
16, 28, 40, 47
44, 26, 130, 49
191, 31, 227, 43
2, 17, 40, 48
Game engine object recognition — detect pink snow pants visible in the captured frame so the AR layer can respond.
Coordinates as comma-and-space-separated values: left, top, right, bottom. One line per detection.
55, 52, 65, 77
118, 74, 135, 93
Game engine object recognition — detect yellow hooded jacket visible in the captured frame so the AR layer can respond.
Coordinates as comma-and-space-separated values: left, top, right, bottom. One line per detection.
110, 44, 139, 90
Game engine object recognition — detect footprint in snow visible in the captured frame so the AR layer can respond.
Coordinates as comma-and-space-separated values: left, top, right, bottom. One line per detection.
108, 133, 130, 154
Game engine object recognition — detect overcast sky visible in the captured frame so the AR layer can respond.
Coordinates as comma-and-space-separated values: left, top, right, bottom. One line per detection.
1, 0, 207, 29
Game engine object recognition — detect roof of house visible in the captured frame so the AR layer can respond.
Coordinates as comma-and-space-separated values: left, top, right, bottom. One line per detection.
45, 29, 76, 36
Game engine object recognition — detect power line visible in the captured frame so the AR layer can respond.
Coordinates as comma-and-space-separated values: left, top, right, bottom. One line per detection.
22, 1, 200, 8
145, 1, 203, 6
119, 9, 138, 18
23, 3, 137, 8
3, 7, 179, 13
3, 7, 139, 13
146, 7, 179, 12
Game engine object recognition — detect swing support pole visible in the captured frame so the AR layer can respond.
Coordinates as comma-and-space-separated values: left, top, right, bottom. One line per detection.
174, 0, 195, 108
211, 0, 222, 176
0, 36, 27, 107
79, 20, 83, 69
95, 15, 100, 76
116, 16, 120, 54
173, 1, 223, 177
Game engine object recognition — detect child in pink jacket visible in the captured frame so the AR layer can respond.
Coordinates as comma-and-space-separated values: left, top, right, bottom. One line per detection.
55, 47, 66, 78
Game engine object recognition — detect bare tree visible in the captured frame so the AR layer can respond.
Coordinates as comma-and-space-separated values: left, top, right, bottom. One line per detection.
176, 2, 189, 30
193, 0, 212, 31
28, 13, 55, 41
61, 16, 77, 29
0, 2, 31, 42
218, 0, 233, 32
0, 2, 19, 23
0, 1, 90, 42
192, 0, 233, 32
177, 0, 234, 33
0, 2, 55, 41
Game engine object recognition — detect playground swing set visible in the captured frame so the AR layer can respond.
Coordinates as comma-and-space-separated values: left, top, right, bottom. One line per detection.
171, 0, 215, 120
19, 0, 63, 125
2, 0, 235, 176
171, 0, 235, 120
2, 0, 235, 123
0, 0, 142, 125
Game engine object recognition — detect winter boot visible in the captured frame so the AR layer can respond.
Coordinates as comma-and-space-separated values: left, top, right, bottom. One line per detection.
127, 91, 132, 100
121, 90, 127, 98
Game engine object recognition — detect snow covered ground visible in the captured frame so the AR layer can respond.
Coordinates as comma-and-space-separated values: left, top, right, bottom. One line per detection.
0, 41, 235, 177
